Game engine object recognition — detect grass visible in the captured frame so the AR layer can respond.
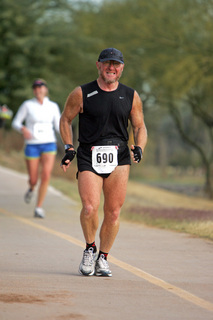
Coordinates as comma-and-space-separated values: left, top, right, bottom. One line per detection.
50, 168, 213, 241
0, 131, 213, 241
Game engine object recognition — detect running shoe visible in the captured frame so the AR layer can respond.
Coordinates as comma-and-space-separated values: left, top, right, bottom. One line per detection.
24, 188, 34, 204
34, 207, 45, 218
79, 247, 98, 276
95, 254, 112, 277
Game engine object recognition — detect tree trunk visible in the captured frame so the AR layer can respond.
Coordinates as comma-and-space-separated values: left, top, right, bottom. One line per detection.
168, 102, 213, 199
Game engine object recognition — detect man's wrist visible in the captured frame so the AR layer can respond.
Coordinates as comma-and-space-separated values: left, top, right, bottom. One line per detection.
64, 144, 74, 152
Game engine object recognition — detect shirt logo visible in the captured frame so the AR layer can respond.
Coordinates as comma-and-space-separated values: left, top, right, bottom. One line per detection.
119, 96, 124, 99
87, 90, 98, 98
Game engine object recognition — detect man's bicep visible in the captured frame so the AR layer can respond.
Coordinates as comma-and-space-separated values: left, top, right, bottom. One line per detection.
129, 91, 144, 127
63, 86, 83, 122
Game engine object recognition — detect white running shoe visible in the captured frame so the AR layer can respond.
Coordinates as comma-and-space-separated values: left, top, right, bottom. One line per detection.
34, 207, 45, 218
24, 188, 34, 204
79, 248, 98, 276
95, 254, 112, 277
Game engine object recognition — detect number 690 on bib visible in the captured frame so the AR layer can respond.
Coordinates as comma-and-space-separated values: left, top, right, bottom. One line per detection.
92, 145, 118, 174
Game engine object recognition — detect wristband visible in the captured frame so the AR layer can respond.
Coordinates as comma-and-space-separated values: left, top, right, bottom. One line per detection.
64, 144, 74, 153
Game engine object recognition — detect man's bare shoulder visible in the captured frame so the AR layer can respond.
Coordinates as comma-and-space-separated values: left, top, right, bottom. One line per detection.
69, 86, 82, 99
62, 86, 83, 115
66, 86, 82, 105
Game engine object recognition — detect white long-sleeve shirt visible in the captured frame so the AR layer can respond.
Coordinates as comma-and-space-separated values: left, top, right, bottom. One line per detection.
12, 97, 61, 145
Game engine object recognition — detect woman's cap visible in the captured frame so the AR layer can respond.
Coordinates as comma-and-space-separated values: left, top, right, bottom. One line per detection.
32, 79, 47, 88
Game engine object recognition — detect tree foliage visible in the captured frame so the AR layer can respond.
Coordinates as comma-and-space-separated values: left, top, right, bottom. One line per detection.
1, 0, 213, 196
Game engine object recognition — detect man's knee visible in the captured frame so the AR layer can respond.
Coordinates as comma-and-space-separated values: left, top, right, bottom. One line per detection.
82, 202, 99, 218
105, 207, 121, 224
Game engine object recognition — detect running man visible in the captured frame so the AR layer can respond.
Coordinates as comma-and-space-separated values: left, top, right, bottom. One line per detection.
60, 48, 147, 276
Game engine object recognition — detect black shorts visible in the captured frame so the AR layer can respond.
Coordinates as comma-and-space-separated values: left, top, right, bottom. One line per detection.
77, 140, 131, 178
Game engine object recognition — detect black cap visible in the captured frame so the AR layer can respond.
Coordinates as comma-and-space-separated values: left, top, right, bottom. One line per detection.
98, 48, 124, 64
32, 79, 47, 88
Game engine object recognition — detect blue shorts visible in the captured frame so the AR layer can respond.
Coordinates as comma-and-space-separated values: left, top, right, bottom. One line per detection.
25, 143, 57, 159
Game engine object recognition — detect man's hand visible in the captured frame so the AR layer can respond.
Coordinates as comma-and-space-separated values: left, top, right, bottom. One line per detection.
60, 150, 76, 172
131, 145, 143, 163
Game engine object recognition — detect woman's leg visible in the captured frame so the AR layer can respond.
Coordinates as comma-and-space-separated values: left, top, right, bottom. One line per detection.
36, 153, 56, 208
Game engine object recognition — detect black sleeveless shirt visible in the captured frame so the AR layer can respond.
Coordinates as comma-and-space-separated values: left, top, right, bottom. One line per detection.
79, 80, 134, 144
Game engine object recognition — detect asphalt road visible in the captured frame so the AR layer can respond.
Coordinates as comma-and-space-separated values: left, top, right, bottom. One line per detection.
0, 165, 213, 320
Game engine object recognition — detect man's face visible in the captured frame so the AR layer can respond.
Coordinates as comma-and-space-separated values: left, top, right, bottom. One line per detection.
96, 60, 124, 84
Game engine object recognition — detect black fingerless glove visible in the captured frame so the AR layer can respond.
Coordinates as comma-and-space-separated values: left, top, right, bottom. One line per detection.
131, 146, 143, 163
61, 150, 76, 166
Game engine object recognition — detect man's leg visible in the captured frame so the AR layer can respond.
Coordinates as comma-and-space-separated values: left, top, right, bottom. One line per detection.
78, 171, 103, 244
95, 165, 130, 277
78, 171, 103, 276
100, 165, 130, 253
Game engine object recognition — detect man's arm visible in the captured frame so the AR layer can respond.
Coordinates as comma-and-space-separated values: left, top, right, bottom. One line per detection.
129, 90, 148, 163
60, 86, 83, 171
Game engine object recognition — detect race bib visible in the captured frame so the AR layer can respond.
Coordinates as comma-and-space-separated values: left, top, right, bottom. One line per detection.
33, 123, 53, 140
92, 146, 118, 174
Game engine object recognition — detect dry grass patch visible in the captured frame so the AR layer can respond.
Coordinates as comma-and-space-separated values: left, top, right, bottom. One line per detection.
1, 147, 213, 241
127, 180, 213, 211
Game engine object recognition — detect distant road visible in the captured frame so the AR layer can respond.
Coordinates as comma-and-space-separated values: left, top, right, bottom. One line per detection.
0, 166, 213, 320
